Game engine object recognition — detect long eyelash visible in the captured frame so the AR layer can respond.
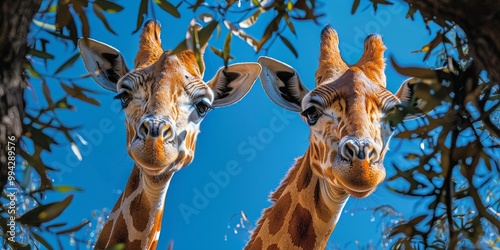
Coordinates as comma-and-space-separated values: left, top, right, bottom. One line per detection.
113, 91, 126, 100
113, 92, 130, 110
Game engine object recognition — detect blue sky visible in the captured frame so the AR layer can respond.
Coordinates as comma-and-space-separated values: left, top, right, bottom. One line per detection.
28, 1, 442, 249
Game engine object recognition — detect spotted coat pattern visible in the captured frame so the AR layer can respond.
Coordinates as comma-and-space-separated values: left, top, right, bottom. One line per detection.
246, 25, 425, 249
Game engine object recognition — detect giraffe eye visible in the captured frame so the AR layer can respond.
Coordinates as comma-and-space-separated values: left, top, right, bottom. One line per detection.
114, 91, 132, 109
389, 121, 397, 131
195, 100, 212, 117
301, 106, 322, 126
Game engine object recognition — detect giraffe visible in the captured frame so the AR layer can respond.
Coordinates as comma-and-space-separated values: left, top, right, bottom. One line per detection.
245, 25, 428, 249
78, 19, 261, 249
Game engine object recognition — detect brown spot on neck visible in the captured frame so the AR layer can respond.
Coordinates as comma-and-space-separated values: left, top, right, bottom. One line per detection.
246, 237, 263, 250
314, 181, 333, 223
288, 203, 316, 249
296, 163, 313, 192
267, 244, 280, 250
267, 192, 292, 235
123, 166, 141, 198
130, 192, 150, 232
109, 213, 129, 247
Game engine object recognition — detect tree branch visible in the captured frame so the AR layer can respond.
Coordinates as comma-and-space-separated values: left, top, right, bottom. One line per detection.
405, 0, 500, 82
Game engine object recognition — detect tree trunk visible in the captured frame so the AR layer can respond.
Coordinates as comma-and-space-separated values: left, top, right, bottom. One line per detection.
0, 0, 41, 193
405, 0, 500, 82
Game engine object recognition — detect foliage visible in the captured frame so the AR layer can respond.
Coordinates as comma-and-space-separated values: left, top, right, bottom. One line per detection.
2, 0, 121, 248
2, 0, 498, 249
376, 4, 500, 250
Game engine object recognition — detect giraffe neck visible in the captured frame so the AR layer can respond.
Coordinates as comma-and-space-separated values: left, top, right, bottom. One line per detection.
245, 146, 350, 250
94, 165, 172, 250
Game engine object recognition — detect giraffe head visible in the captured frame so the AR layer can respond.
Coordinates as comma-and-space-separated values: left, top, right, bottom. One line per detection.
79, 20, 261, 177
259, 25, 425, 198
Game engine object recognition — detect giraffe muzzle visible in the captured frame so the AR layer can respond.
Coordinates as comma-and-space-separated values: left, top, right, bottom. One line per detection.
339, 138, 379, 164
137, 116, 175, 142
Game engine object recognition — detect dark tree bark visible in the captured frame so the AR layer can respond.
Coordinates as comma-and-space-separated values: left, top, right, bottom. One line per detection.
0, 0, 41, 193
405, 0, 500, 82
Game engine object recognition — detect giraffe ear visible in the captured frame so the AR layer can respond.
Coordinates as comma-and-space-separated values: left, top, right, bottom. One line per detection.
258, 56, 309, 112
78, 38, 129, 93
394, 78, 429, 119
207, 63, 261, 107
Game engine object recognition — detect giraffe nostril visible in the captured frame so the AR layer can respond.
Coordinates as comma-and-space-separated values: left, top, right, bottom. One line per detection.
341, 140, 358, 161
161, 124, 174, 142
368, 148, 379, 162
369, 149, 375, 159
345, 146, 354, 159
138, 117, 174, 140
138, 122, 149, 139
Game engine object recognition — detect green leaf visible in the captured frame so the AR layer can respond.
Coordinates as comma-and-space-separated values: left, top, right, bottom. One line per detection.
73, 1, 90, 38
278, 35, 298, 58
23, 125, 58, 152
18, 195, 73, 226
291, 0, 325, 21
28, 48, 55, 59
352, 0, 360, 14
56, 220, 90, 235
31, 232, 54, 250
42, 80, 53, 106
223, 32, 232, 67
197, 20, 219, 49
224, 20, 259, 50
93, 3, 117, 35
209, 46, 235, 61
189, 0, 204, 11
66, 12, 79, 46
370, 0, 393, 12
45, 222, 68, 230
153, 0, 180, 18
95, 0, 124, 13
52, 185, 83, 193
240, 9, 262, 28
47, 5, 58, 13
32, 19, 56, 31
55, 97, 74, 110
169, 40, 187, 56
18, 149, 54, 189
283, 13, 296, 35
54, 53, 80, 75
418, 32, 450, 61
24, 61, 41, 78
170, 20, 218, 56
390, 57, 438, 79
251, 0, 261, 7
257, 13, 282, 51
55, 3, 71, 29
133, 0, 149, 34
61, 82, 100, 106
406, 5, 417, 19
